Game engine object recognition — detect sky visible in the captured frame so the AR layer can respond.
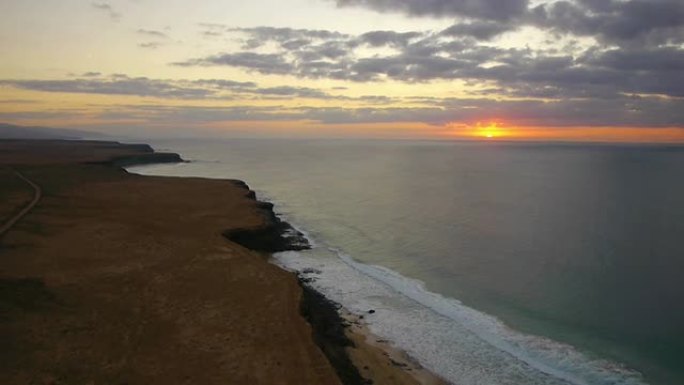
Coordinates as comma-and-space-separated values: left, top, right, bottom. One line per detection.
0, 0, 683, 141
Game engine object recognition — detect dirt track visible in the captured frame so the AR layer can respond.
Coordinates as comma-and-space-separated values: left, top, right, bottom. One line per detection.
0, 170, 42, 238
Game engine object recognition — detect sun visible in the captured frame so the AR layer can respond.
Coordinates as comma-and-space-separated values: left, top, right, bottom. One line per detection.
476, 121, 504, 139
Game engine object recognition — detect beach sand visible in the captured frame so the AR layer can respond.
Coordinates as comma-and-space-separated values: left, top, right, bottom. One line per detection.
0, 139, 444, 385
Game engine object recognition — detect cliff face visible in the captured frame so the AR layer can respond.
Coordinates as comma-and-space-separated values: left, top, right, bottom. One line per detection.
222, 183, 310, 253
0, 140, 343, 385
222, 182, 367, 385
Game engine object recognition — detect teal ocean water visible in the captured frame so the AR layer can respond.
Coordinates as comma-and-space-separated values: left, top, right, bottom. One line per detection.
129, 139, 684, 385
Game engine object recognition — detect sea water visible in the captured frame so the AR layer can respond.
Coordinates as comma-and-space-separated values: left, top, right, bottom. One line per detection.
128, 139, 684, 385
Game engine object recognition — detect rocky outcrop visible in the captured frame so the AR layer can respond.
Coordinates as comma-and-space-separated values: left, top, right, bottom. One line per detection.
222, 182, 310, 253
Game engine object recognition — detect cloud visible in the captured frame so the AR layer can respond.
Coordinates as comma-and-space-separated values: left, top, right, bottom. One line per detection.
175, 23, 684, 98
530, 0, 684, 45
176, 52, 294, 75
0, 75, 395, 103
358, 31, 424, 47
233, 27, 349, 48
0, 76, 214, 99
332, 0, 683, 46
139, 42, 164, 49
91, 2, 121, 21
137, 29, 169, 39
198, 23, 228, 37
440, 21, 514, 40
193, 79, 258, 90
81, 95, 684, 128
3, 94, 682, 129
250, 86, 330, 99
333, 0, 529, 21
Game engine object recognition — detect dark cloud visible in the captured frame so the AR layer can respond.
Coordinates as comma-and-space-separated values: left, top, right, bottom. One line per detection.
91, 2, 121, 21
585, 46, 684, 72
0, 76, 261, 100
334, 0, 529, 21
251, 86, 330, 99
530, 0, 684, 45
234, 27, 348, 44
333, 0, 684, 46
229, 27, 350, 53
176, 23, 684, 99
96, 105, 294, 123
348, 55, 467, 82
0, 75, 395, 103
440, 21, 513, 40
359, 31, 424, 47
0, 76, 213, 99
175, 52, 294, 75
193, 79, 258, 90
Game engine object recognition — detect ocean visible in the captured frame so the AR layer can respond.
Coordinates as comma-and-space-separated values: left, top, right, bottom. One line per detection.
128, 138, 684, 385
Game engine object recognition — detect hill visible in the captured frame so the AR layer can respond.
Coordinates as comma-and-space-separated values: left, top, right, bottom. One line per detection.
0, 123, 103, 140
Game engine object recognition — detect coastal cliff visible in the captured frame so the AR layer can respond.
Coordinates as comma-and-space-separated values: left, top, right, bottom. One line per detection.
0, 139, 439, 385
0, 140, 342, 385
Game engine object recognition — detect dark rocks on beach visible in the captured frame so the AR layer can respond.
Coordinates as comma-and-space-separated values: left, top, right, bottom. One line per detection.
222, 181, 311, 253
367, 309, 375, 314
298, 275, 318, 284
223, 220, 310, 253
390, 359, 408, 368
299, 284, 367, 385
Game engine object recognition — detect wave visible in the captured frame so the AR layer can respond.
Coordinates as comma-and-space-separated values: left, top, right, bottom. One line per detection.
274, 244, 646, 385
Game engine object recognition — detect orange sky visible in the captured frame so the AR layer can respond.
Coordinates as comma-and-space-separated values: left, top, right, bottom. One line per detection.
0, 0, 682, 142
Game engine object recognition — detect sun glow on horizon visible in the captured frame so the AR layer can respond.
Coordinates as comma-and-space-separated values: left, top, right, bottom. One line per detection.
476, 121, 505, 139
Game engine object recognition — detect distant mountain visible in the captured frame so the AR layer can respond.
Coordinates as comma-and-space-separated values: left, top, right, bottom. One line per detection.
0, 123, 104, 140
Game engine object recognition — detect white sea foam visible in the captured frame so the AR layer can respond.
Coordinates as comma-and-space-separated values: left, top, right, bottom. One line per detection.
274, 245, 647, 385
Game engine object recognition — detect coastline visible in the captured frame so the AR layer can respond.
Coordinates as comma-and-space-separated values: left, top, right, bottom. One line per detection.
128, 140, 664, 385
200, 167, 448, 385
0, 139, 444, 385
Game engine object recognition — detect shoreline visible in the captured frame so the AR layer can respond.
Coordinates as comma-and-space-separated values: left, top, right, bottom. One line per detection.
207, 176, 448, 385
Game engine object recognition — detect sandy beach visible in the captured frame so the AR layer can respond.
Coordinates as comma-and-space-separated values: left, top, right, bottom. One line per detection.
0, 139, 442, 385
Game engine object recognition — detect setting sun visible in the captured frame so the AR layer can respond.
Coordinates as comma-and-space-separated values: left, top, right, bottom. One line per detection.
476, 122, 504, 139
